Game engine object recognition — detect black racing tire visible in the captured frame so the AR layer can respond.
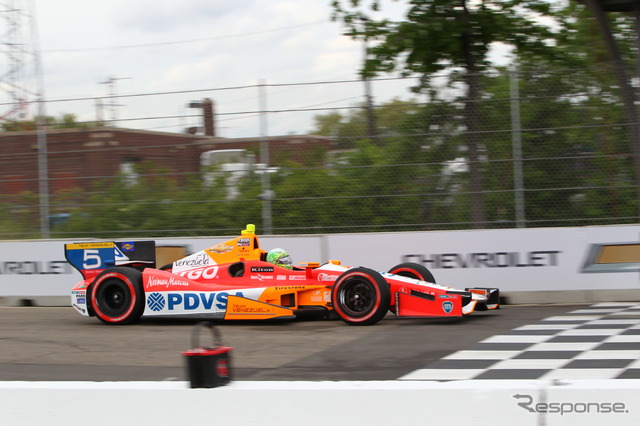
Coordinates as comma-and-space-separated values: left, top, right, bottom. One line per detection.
90, 267, 145, 325
388, 262, 435, 283
331, 267, 390, 326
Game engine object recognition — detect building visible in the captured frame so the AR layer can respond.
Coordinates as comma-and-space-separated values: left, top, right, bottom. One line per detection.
0, 126, 334, 196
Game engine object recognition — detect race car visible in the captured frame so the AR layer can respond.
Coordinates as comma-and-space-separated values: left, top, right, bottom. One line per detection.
65, 224, 499, 326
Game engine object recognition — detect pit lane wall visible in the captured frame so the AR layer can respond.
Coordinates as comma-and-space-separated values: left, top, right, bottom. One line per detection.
1, 380, 640, 426
2, 224, 640, 306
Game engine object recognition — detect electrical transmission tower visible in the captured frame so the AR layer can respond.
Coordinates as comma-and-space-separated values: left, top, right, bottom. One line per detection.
0, 0, 41, 123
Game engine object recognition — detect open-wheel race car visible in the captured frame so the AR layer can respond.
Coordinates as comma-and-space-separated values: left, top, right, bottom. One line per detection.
66, 224, 499, 326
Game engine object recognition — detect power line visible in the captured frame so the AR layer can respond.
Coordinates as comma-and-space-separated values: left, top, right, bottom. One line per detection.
41, 20, 329, 53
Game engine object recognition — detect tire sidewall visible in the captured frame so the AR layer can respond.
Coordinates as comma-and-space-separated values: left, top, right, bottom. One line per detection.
90, 267, 144, 324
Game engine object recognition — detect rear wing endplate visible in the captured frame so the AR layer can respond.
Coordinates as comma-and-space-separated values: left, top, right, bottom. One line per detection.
65, 241, 156, 280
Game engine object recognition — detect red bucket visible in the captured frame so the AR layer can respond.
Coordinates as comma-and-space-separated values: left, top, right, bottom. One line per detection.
183, 322, 233, 388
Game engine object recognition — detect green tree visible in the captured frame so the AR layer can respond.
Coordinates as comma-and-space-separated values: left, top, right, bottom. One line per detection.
311, 97, 421, 146
1, 113, 101, 132
332, 0, 566, 227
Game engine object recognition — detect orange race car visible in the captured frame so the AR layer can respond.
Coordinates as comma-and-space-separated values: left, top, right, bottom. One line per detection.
66, 224, 499, 326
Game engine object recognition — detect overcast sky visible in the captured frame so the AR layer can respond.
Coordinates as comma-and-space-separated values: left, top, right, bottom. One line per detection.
14, 0, 411, 137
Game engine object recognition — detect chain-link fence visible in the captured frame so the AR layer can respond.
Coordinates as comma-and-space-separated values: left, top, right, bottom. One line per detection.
1, 65, 639, 239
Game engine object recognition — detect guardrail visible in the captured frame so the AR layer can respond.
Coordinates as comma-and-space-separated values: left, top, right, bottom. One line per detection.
1, 380, 639, 425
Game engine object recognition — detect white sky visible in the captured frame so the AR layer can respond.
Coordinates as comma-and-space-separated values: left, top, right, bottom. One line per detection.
14, 0, 410, 137
2, 1, 517, 137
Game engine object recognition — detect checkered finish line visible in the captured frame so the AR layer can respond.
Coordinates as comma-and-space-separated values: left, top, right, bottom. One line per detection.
400, 302, 640, 381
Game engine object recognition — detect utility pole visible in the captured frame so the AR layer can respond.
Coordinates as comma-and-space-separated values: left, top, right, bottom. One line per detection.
99, 75, 129, 126
0, 0, 39, 121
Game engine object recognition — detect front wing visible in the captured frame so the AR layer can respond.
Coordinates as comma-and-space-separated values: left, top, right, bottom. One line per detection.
393, 287, 500, 318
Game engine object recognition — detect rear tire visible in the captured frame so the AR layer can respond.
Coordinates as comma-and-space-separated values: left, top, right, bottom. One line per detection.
388, 262, 435, 283
331, 267, 390, 326
90, 267, 145, 325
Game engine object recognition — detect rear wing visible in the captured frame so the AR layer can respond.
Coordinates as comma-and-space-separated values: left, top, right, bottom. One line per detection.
65, 224, 266, 279
65, 241, 156, 280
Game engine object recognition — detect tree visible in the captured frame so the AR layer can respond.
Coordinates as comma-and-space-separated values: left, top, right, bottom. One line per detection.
578, 0, 640, 213
311, 97, 421, 146
331, 0, 565, 227
1, 113, 101, 132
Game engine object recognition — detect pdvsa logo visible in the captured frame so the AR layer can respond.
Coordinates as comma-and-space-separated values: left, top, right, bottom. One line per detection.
146, 291, 244, 312
147, 292, 165, 311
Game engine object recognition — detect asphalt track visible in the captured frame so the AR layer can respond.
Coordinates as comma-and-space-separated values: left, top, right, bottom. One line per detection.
0, 304, 594, 382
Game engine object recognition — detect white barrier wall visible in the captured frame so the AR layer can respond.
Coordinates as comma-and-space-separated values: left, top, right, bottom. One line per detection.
1, 225, 640, 303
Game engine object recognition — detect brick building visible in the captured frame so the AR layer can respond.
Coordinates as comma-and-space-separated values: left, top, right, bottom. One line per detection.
0, 126, 334, 196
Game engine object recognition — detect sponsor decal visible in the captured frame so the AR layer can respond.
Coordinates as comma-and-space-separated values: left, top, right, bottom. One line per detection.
251, 274, 273, 281
317, 273, 340, 282
147, 292, 166, 311
237, 238, 250, 247
66, 242, 113, 250
0, 260, 72, 275
275, 286, 306, 291
289, 275, 306, 280
73, 290, 86, 305
146, 291, 245, 312
113, 246, 130, 264
230, 304, 270, 313
581, 242, 640, 273
403, 250, 561, 269
251, 266, 274, 273
173, 252, 212, 270
208, 244, 233, 254
81, 269, 103, 278
121, 242, 135, 251
174, 265, 218, 280
513, 393, 629, 415
217, 359, 230, 377
438, 294, 456, 299
442, 301, 454, 314
276, 275, 287, 280
146, 275, 190, 289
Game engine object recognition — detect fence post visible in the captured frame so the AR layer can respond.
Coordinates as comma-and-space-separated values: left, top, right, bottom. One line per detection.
510, 67, 525, 228
259, 80, 273, 234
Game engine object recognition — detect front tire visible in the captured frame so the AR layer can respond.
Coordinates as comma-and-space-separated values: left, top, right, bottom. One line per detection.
90, 267, 145, 325
331, 267, 390, 326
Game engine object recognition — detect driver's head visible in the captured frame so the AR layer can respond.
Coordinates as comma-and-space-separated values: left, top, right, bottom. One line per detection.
266, 248, 292, 269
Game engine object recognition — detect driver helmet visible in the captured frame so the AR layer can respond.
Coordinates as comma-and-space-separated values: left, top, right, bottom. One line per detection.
266, 248, 293, 270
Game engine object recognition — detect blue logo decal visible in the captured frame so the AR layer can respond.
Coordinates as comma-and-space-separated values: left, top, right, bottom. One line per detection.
147, 292, 166, 311
442, 300, 454, 314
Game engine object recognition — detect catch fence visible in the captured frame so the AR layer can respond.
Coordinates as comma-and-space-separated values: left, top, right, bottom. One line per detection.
0, 66, 638, 239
